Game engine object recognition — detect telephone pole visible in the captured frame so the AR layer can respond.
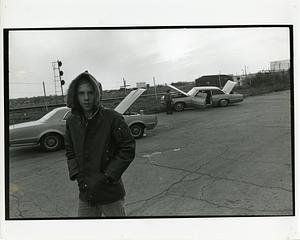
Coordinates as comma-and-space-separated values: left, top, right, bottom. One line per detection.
153, 76, 157, 99
123, 78, 126, 95
244, 65, 251, 86
121, 77, 130, 95
42, 81, 48, 111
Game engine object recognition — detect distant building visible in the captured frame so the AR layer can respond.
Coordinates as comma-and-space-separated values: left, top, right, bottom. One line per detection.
270, 59, 290, 72
136, 82, 147, 88
195, 74, 233, 87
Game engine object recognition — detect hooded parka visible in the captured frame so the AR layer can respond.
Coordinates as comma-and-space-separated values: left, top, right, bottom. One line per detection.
65, 71, 135, 205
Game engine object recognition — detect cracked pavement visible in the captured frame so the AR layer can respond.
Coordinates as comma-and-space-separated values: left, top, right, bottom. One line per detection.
8, 90, 293, 218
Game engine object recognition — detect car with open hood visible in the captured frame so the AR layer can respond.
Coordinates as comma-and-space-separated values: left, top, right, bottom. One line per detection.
9, 88, 157, 151
161, 80, 244, 111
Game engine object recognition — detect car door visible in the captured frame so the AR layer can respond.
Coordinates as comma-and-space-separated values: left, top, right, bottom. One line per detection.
191, 90, 206, 108
211, 89, 228, 105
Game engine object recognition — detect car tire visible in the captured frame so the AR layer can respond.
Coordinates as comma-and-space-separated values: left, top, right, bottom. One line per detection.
174, 102, 185, 112
130, 124, 145, 138
40, 133, 63, 152
219, 99, 229, 107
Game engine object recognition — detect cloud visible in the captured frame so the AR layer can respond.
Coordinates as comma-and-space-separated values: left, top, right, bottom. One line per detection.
8, 28, 290, 98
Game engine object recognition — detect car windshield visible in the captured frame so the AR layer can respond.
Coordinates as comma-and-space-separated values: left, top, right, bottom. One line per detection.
187, 88, 198, 96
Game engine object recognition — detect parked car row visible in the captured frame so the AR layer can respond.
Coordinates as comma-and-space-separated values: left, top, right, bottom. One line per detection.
9, 81, 244, 152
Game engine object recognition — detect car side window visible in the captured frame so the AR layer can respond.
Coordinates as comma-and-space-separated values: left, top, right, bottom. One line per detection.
195, 91, 207, 98
211, 89, 224, 95
63, 111, 71, 120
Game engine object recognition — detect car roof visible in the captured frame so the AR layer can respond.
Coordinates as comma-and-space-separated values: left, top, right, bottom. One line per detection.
38, 106, 69, 122
52, 106, 69, 114
192, 86, 221, 90
54, 106, 69, 111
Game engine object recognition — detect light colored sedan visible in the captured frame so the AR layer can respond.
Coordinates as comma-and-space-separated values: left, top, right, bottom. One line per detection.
161, 81, 244, 111
9, 89, 158, 151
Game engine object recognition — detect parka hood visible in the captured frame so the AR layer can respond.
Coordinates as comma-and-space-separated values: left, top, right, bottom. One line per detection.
67, 71, 103, 111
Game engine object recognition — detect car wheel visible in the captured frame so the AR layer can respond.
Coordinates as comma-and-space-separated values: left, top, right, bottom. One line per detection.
219, 99, 229, 107
40, 133, 63, 152
130, 124, 145, 138
174, 102, 185, 112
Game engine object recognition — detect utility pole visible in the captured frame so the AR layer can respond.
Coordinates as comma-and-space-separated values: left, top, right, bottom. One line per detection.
121, 77, 130, 95
244, 65, 251, 86
123, 78, 126, 95
218, 71, 222, 88
153, 76, 157, 99
42, 81, 48, 111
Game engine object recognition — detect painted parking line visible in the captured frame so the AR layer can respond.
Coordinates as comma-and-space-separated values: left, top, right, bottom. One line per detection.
142, 152, 162, 158
142, 148, 182, 158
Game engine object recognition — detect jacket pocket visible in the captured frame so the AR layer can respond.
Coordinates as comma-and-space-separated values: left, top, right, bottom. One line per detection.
88, 181, 125, 205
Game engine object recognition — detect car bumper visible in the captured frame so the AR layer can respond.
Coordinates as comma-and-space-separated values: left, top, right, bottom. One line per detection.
230, 97, 244, 103
145, 123, 156, 130
145, 116, 158, 130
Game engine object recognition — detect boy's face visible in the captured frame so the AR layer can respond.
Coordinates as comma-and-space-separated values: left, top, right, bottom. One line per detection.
77, 81, 95, 113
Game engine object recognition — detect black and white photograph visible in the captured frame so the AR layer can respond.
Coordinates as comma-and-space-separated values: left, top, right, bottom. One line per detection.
5, 26, 294, 219
1, 0, 300, 238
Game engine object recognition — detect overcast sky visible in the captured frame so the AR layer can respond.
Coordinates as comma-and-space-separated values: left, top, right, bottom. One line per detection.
8, 27, 290, 99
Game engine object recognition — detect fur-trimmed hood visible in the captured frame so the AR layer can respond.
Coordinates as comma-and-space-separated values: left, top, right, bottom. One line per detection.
67, 71, 102, 111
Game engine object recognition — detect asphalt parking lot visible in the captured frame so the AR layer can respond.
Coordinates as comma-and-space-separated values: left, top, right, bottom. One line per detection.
8, 90, 293, 218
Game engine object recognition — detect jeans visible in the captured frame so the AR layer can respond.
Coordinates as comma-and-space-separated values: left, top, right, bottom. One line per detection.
78, 198, 126, 217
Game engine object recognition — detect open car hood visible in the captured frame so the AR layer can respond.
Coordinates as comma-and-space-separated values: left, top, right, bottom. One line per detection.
166, 84, 189, 96
114, 88, 146, 114
222, 80, 237, 94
